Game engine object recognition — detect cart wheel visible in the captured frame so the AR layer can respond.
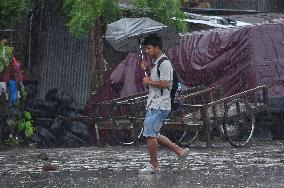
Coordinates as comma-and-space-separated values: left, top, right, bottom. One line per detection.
111, 105, 145, 146
110, 121, 136, 145
223, 98, 256, 147
170, 110, 199, 146
171, 129, 199, 146
111, 122, 144, 146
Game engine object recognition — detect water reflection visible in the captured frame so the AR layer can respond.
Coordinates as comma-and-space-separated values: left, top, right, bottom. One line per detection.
138, 174, 162, 187
0, 141, 283, 187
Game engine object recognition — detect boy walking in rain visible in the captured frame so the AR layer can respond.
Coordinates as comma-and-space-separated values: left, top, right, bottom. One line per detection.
140, 34, 189, 174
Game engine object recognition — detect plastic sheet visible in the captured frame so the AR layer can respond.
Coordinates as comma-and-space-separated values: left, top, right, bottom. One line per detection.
84, 20, 284, 113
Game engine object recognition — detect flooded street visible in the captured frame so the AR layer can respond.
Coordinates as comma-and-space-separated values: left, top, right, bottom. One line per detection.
0, 141, 283, 188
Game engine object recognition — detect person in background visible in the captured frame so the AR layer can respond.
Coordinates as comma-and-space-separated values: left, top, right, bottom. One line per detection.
0, 39, 25, 105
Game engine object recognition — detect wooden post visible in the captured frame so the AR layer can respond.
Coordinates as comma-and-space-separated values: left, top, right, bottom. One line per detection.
95, 124, 101, 146
90, 18, 104, 92
201, 105, 212, 147
262, 87, 269, 106
236, 101, 240, 114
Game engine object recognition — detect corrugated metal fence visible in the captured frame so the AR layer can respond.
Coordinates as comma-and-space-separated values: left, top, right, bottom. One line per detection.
209, 0, 284, 12
37, 8, 92, 108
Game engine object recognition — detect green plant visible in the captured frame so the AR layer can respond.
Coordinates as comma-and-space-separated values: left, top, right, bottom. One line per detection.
17, 111, 34, 139
57, 0, 187, 37
0, 0, 29, 29
3, 137, 19, 147
131, 0, 187, 32
58, 0, 121, 37
0, 44, 14, 72
19, 82, 28, 100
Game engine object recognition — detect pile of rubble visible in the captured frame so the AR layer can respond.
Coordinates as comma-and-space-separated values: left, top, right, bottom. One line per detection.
25, 88, 90, 148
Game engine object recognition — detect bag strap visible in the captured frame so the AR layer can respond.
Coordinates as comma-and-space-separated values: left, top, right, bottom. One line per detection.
156, 57, 169, 96
157, 57, 169, 78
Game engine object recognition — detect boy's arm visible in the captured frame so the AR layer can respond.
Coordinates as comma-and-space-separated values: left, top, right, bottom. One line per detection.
143, 77, 169, 88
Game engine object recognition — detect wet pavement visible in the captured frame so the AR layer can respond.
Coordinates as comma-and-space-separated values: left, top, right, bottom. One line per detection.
0, 141, 283, 188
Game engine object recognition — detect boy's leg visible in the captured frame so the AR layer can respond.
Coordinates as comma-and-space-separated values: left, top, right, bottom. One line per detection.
157, 135, 186, 157
143, 109, 161, 171
146, 137, 159, 170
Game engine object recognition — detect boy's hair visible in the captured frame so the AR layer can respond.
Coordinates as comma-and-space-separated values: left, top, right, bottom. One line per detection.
143, 34, 163, 49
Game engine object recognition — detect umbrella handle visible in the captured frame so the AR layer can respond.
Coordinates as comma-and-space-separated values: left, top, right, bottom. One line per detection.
138, 36, 145, 60
139, 44, 144, 60
138, 42, 147, 76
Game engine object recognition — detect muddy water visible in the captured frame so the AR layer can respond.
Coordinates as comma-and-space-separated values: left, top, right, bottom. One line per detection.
0, 141, 283, 187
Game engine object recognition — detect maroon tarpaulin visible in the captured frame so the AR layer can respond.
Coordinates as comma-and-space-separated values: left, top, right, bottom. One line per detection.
84, 20, 284, 114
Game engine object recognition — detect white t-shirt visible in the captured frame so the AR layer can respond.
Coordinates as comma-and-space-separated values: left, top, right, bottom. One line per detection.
146, 54, 173, 110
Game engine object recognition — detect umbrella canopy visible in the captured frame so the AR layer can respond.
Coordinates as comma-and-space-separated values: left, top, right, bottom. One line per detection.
105, 17, 181, 52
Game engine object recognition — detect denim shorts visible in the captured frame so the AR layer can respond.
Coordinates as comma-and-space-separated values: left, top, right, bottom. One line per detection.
143, 109, 170, 138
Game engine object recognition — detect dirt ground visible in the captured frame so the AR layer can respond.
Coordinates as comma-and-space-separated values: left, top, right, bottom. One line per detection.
0, 140, 283, 187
